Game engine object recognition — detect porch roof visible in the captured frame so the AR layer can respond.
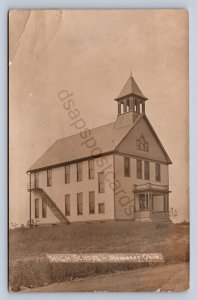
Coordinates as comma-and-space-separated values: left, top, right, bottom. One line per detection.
133, 183, 171, 193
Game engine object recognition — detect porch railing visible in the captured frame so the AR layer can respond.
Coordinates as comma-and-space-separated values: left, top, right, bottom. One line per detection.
27, 181, 37, 191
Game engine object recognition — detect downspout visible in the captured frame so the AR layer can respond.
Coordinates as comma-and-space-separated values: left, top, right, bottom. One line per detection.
29, 172, 32, 227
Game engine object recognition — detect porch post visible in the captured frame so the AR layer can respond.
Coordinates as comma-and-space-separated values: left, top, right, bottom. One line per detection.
150, 193, 153, 211
123, 99, 127, 113
134, 193, 136, 212
118, 101, 121, 115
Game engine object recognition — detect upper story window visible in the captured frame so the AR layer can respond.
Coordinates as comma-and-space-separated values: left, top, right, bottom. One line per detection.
136, 160, 142, 179
124, 157, 130, 177
89, 191, 95, 214
34, 172, 39, 188
98, 172, 105, 193
144, 161, 150, 180
136, 135, 149, 152
77, 193, 83, 215
88, 159, 94, 179
155, 163, 161, 182
47, 169, 52, 187
65, 194, 70, 216
65, 165, 70, 184
77, 162, 83, 182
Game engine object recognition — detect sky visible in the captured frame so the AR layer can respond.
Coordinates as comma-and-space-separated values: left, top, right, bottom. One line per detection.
9, 9, 189, 225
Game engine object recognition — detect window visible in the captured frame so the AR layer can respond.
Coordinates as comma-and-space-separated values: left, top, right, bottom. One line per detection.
164, 195, 169, 211
136, 135, 149, 152
124, 157, 130, 177
47, 169, 52, 187
65, 194, 70, 216
136, 160, 142, 179
98, 203, 105, 214
34, 172, 39, 188
89, 191, 95, 214
35, 199, 39, 218
77, 193, 83, 215
77, 162, 83, 181
139, 194, 149, 211
42, 198, 47, 218
88, 159, 94, 179
144, 142, 149, 152
144, 161, 150, 180
155, 163, 161, 182
65, 165, 70, 184
98, 172, 105, 193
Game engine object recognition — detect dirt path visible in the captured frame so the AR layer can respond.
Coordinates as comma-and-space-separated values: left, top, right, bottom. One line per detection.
26, 263, 189, 292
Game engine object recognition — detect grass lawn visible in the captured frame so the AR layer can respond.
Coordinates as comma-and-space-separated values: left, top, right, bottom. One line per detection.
9, 221, 189, 291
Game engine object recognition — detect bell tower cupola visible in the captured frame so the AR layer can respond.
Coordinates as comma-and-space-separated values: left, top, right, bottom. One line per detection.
115, 72, 148, 116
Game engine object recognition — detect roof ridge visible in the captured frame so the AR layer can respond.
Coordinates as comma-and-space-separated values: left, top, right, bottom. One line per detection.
114, 114, 143, 149
57, 121, 116, 142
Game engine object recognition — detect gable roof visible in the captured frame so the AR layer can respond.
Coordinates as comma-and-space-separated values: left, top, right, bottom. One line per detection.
28, 120, 137, 172
116, 114, 172, 164
115, 75, 148, 101
28, 114, 171, 172
142, 115, 172, 164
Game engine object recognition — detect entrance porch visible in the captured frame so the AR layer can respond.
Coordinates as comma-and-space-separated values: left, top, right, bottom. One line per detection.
133, 183, 171, 222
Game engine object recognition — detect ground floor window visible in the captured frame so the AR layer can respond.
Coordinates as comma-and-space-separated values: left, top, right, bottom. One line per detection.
65, 194, 70, 216
89, 191, 95, 214
42, 198, 47, 218
98, 203, 105, 214
77, 193, 83, 215
35, 198, 39, 218
139, 194, 149, 211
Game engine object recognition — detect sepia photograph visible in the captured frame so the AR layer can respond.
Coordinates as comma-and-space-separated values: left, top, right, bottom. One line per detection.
9, 9, 189, 292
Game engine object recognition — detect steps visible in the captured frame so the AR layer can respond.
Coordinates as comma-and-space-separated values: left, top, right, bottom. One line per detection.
30, 187, 70, 224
